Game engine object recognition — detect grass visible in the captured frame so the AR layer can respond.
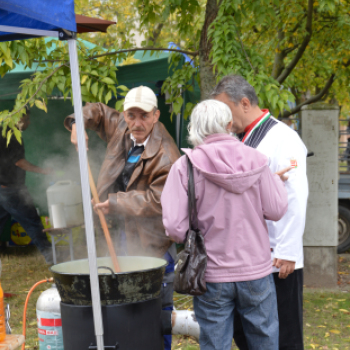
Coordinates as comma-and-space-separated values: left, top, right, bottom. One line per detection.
1, 247, 53, 349
1, 246, 350, 349
303, 291, 350, 349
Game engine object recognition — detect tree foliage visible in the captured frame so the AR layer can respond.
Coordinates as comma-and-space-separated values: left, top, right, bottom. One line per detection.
1, 0, 350, 141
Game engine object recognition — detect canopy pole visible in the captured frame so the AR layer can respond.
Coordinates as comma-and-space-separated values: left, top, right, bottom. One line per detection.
0, 25, 59, 37
67, 38, 104, 350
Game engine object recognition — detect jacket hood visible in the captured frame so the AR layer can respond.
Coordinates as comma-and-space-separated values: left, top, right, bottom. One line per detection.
182, 134, 268, 193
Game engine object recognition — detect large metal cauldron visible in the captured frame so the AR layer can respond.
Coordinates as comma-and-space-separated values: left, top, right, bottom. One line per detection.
50, 256, 167, 305
50, 256, 170, 350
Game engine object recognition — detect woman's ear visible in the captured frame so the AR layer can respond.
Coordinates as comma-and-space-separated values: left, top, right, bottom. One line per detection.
226, 121, 233, 133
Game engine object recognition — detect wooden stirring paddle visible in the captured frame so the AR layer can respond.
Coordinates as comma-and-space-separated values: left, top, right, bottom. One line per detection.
88, 162, 121, 273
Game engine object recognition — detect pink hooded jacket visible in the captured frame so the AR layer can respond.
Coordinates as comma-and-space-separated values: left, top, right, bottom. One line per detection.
161, 134, 288, 283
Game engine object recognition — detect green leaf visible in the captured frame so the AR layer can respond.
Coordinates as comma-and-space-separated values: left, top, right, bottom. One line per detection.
6, 130, 12, 146
277, 100, 285, 112
13, 127, 22, 144
271, 94, 279, 109
34, 99, 47, 113
115, 99, 124, 112
1, 125, 7, 137
101, 77, 115, 85
117, 85, 129, 92
91, 82, 99, 97
81, 75, 88, 85
4, 57, 13, 68
98, 85, 105, 102
172, 102, 182, 115
86, 78, 92, 92
105, 90, 112, 105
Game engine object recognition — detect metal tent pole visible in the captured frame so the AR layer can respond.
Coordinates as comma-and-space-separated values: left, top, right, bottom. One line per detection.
0, 25, 59, 37
67, 38, 104, 350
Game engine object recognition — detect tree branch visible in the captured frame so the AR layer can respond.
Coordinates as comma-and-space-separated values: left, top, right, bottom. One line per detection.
281, 73, 335, 118
148, 23, 164, 44
32, 46, 198, 64
33, 59, 67, 63
236, 29, 257, 74
88, 47, 198, 60
283, 44, 300, 55
1, 64, 67, 123
289, 14, 307, 33
276, 0, 314, 84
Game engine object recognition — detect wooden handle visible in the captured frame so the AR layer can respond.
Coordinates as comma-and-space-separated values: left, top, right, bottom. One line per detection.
88, 162, 121, 273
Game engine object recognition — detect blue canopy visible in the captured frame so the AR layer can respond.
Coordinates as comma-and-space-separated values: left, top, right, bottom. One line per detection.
0, 0, 76, 41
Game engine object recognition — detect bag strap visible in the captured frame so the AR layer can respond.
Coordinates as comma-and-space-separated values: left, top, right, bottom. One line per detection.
187, 156, 199, 230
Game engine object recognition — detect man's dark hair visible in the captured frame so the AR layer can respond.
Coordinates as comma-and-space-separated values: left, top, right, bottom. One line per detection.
211, 75, 259, 106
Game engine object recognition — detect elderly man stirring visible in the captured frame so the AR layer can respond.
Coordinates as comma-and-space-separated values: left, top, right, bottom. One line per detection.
65, 86, 180, 350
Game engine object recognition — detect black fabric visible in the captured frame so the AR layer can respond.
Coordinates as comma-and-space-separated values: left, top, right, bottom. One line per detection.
161, 280, 174, 309
115, 145, 144, 192
233, 269, 304, 350
238, 117, 278, 148
0, 127, 26, 187
0, 186, 52, 262
160, 309, 173, 335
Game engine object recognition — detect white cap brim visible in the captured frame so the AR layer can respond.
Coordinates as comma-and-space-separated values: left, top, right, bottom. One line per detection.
123, 101, 155, 112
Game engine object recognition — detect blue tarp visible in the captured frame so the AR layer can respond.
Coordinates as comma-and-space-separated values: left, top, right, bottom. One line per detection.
0, 0, 76, 41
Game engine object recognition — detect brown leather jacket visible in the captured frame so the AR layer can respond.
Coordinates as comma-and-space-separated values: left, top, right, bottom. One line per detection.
64, 102, 181, 257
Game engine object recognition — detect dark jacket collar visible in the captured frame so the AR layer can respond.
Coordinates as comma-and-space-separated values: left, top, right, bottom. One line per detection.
139, 122, 163, 160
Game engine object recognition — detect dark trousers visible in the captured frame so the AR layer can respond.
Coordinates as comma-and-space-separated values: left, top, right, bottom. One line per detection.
162, 280, 174, 350
0, 186, 51, 262
234, 269, 304, 350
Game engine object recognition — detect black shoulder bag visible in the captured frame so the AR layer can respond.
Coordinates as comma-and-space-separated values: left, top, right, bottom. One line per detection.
173, 156, 207, 296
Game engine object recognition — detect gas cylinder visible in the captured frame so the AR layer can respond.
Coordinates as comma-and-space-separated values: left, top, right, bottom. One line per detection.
36, 284, 64, 350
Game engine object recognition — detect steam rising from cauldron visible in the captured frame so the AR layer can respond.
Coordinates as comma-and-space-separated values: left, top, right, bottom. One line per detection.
30, 128, 169, 264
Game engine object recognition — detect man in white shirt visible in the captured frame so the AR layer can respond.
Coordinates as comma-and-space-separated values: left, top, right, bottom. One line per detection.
212, 75, 308, 350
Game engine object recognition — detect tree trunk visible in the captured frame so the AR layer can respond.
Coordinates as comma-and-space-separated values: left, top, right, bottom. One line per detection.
271, 30, 285, 79
199, 0, 221, 100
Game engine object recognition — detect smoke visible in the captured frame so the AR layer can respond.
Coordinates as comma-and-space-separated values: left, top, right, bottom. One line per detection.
25, 128, 107, 263
24, 119, 169, 266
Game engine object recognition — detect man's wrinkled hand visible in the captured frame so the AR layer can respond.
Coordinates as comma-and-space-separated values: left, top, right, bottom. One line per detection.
273, 258, 296, 279
93, 199, 110, 215
71, 123, 89, 151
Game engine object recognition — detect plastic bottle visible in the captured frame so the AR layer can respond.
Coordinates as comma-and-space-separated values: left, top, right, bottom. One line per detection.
46, 180, 84, 227
0, 259, 6, 342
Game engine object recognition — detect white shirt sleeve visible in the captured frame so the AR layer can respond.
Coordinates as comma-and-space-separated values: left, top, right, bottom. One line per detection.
270, 132, 309, 263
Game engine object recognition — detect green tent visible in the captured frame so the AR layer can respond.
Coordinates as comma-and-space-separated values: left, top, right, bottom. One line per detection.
0, 39, 199, 226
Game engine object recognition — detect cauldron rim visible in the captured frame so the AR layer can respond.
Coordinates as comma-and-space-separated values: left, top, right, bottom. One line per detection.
49, 256, 168, 276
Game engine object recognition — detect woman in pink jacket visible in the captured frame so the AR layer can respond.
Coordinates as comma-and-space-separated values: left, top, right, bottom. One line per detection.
161, 100, 288, 350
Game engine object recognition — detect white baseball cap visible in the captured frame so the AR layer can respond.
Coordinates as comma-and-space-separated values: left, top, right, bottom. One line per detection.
123, 86, 158, 112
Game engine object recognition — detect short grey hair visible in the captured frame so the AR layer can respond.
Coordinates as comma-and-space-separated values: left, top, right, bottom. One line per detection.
211, 75, 259, 106
187, 100, 233, 147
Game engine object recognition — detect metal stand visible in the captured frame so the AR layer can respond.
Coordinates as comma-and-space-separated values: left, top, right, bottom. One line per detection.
43, 225, 79, 264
